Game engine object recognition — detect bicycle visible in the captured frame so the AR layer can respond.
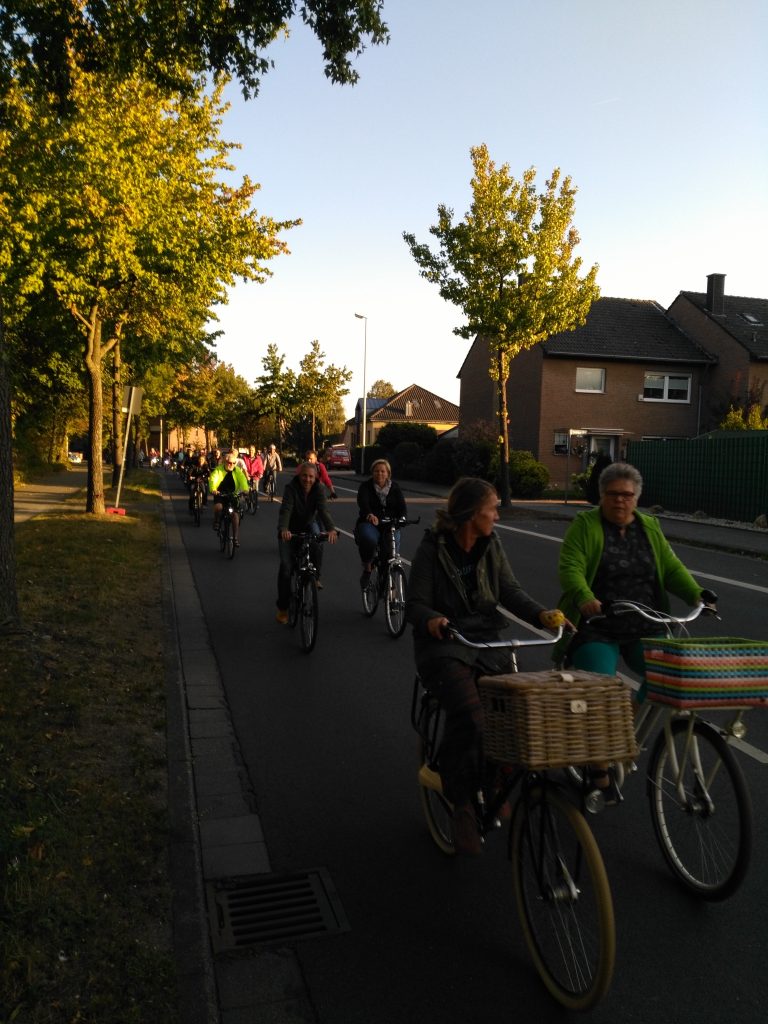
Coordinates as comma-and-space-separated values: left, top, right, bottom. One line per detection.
190, 477, 206, 527
412, 624, 629, 1010
242, 479, 259, 516
215, 491, 245, 560
361, 516, 420, 638
287, 531, 330, 652
263, 468, 277, 501
572, 598, 762, 901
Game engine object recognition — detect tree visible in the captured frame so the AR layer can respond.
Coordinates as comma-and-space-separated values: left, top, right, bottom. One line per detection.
368, 379, 396, 399
403, 144, 599, 504
296, 340, 352, 450
0, 1, 389, 99
7, 69, 297, 512
255, 344, 299, 450
719, 404, 768, 430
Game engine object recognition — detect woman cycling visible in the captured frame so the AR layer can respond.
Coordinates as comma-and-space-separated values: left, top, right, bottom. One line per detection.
405, 477, 565, 855
557, 462, 712, 699
355, 459, 407, 588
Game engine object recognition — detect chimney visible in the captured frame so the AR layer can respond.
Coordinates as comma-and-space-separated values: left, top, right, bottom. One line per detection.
706, 273, 726, 315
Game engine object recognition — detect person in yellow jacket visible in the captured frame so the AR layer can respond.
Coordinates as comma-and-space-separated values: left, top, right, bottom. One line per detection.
208, 452, 249, 547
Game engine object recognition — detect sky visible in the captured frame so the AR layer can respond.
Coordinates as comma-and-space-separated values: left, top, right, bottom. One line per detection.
211, 0, 768, 422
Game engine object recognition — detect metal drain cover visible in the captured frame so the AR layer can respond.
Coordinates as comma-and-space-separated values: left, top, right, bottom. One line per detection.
207, 868, 350, 953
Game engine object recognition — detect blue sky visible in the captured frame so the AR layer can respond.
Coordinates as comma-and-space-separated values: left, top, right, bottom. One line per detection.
213, 0, 767, 421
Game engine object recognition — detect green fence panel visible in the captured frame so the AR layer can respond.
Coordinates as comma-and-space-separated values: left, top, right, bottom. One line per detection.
626, 434, 768, 522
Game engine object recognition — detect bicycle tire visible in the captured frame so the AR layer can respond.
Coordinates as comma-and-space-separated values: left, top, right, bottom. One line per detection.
384, 564, 408, 638
227, 525, 236, 559
219, 518, 227, 553
248, 490, 258, 515
299, 575, 318, 653
647, 717, 752, 900
288, 570, 300, 628
193, 497, 201, 527
511, 786, 615, 1011
418, 740, 455, 856
361, 565, 380, 617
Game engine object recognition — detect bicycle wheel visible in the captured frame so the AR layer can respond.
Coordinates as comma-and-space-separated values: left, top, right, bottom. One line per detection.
288, 571, 300, 628
248, 490, 258, 515
219, 518, 227, 553
193, 496, 201, 527
227, 524, 236, 559
299, 575, 318, 653
361, 565, 380, 617
511, 786, 615, 1011
418, 740, 455, 856
384, 564, 408, 638
647, 717, 752, 900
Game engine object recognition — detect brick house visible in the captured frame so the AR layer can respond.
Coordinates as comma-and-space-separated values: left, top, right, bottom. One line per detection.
667, 273, 768, 418
345, 384, 459, 448
458, 298, 715, 489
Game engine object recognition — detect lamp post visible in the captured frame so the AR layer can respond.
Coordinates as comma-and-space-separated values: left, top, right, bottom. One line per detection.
354, 313, 368, 474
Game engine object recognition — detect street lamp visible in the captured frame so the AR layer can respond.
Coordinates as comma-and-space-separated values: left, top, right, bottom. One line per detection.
354, 313, 368, 474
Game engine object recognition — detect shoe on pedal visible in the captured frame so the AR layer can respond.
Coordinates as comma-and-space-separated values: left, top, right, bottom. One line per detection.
360, 570, 371, 588
275, 608, 288, 625
316, 578, 323, 589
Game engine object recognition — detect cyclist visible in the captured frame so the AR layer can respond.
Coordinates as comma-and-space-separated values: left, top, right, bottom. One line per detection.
208, 452, 249, 547
275, 462, 338, 623
296, 449, 337, 499
242, 445, 264, 493
405, 477, 566, 855
263, 443, 283, 498
355, 459, 407, 588
556, 461, 712, 698
186, 452, 210, 512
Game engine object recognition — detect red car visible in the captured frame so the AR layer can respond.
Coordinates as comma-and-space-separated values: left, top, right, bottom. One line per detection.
326, 446, 352, 469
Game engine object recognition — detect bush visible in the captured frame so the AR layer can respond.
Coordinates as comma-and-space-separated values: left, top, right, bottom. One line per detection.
390, 441, 424, 479
507, 450, 549, 499
421, 438, 457, 484
377, 422, 438, 450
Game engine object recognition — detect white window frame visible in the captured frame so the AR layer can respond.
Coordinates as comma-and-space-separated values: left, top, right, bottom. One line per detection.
575, 367, 605, 393
553, 431, 568, 455
643, 372, 691, 403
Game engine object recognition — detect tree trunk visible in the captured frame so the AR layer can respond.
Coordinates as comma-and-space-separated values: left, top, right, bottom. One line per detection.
497, 345, 511, 506
0, 304, 20, 628
111, 340, 122, 487
83, 308, 106, 514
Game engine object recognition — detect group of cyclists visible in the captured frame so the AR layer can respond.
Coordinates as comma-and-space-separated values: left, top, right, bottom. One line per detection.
171, 447, 713, 855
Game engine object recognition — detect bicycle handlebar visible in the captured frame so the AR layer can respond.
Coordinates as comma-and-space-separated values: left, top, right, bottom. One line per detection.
585, 598, 720, 627
445, 624, 564, 650
285, 530, 335, 543
378, 515, 421, 527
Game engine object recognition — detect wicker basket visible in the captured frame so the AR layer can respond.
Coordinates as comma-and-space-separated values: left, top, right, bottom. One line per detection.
477, 669, 638, 770
642, 637, 768, 708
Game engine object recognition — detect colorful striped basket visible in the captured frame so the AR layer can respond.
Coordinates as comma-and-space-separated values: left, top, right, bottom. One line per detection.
642, 637, 768, 708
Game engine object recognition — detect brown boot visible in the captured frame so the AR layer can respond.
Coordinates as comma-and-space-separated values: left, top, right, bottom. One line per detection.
453, 805, 482, 856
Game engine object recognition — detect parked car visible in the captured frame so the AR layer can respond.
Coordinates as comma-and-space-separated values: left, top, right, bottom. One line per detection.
326, 446, 352, 469
68, 452, 83, 463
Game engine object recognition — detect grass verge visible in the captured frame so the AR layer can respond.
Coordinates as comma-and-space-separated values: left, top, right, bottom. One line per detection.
1, 473, 179, 1023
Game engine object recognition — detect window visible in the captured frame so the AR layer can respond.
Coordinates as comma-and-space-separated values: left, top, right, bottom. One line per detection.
643, 373, 691, 403
553, 431, 568, 454
575, 367, 605, 393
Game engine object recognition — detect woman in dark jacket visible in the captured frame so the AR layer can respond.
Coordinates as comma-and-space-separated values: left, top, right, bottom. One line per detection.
405, 477, 565, 854
355, 459, 407, 587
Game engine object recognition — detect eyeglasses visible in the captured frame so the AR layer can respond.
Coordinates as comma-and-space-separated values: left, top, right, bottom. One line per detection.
225, 461, 236, 467
604, 490, 636, 501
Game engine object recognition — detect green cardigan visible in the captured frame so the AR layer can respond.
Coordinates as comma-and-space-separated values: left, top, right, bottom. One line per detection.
556, 507, 703, 660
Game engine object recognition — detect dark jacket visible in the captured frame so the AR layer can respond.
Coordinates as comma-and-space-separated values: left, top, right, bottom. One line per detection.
405, 527, 546, 671
278, 477, 336, 535
355, 478, 407, 524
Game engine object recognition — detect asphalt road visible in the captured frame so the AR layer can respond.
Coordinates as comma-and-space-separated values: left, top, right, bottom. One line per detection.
170, 471, 768, 1024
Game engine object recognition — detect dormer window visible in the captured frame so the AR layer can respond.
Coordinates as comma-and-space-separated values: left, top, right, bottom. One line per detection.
741, 313, 763, 326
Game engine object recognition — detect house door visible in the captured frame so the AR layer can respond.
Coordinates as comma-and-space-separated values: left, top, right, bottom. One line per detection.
589, 435, 616, 459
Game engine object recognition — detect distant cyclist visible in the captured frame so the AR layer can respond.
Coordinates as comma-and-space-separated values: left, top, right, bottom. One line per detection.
208, 453, 249, 547
263, 444, 283, 499
242, 445, 264, 492
355, 458, 407, 588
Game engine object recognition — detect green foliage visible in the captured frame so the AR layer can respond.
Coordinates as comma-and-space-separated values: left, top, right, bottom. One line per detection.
403, 143, 599, 500
0, 1, 390, 99
367, 379, 396, 399
507, 450, 549, 499
376, 422, 438, 450
719, 404, 768, 430
421, 438, 457, 485
390, 441, 424, 479
296, 340, 352, 450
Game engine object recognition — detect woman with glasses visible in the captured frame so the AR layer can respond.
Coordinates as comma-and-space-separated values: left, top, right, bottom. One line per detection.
557, 462, 707, 695
208, 455, 249, 546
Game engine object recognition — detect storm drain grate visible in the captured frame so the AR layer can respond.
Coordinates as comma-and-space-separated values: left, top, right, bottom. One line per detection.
206, 868, 350, 953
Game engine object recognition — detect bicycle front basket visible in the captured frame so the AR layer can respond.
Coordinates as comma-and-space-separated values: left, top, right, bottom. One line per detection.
642, 636, 768, 708
477, 669, 638, 771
